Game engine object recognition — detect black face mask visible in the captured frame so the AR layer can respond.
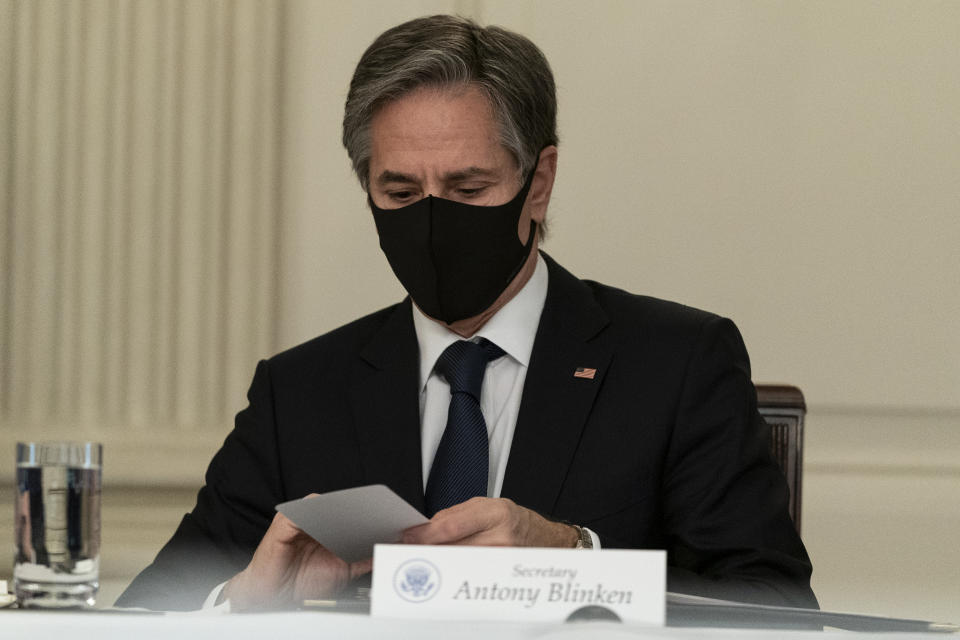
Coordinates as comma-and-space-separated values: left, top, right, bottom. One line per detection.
370, 169, 537, 324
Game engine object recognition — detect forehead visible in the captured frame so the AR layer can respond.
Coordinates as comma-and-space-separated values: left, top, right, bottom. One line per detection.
368, 85, 516, 177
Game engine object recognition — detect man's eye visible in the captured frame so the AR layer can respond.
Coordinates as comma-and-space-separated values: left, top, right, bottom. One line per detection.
456, 187, 485, 198
389, 190, 417, 201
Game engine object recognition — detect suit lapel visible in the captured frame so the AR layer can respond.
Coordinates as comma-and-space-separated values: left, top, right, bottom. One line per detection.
501, 254, 612, 516
350, 299, 426, 513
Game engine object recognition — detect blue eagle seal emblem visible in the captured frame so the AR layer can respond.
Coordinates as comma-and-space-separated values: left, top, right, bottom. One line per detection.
393, 559, 441, 603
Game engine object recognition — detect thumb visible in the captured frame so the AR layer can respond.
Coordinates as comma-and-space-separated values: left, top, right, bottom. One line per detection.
349, 557, 373, 580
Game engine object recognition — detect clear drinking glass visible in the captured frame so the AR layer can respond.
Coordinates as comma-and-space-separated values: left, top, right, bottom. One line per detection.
14, 442, 102, 608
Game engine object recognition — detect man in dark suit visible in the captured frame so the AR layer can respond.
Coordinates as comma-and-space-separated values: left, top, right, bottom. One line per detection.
117, 15, 816, 612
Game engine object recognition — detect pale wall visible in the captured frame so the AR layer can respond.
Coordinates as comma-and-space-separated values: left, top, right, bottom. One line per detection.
282, 0, 960, 410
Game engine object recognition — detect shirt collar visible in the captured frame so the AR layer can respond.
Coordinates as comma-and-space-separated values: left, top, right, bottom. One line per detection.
412, 253, 549, 391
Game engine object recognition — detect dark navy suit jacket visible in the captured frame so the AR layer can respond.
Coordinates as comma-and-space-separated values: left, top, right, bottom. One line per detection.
117, 254, 817, 610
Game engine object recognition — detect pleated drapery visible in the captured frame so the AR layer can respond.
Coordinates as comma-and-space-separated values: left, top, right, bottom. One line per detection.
0, 0, 284, 465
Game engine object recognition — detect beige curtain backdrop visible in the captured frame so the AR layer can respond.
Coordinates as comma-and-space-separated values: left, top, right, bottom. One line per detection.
0, 0, 282, 482
1, 0, 958, 620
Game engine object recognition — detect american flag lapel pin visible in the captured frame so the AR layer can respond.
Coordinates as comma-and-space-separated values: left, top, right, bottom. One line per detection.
573, 367, 597, 380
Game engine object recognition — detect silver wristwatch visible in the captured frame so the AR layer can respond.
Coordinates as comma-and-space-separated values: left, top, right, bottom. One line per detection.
571, 524, 593, 549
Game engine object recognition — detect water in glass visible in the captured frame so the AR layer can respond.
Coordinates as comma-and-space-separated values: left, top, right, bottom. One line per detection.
14, 442, 101, 608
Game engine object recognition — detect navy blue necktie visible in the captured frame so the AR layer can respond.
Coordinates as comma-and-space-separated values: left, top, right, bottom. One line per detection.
424, 338, 505, 518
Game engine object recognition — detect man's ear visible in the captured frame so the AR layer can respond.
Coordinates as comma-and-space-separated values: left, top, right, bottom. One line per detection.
527, 146, 558, 224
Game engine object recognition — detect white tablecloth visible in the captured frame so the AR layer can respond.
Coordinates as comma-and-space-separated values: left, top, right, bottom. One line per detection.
0, 610, 949, 640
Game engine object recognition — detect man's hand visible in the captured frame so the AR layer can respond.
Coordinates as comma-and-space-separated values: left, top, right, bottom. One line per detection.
222, 511, 372, 611
401, 497, 578, 548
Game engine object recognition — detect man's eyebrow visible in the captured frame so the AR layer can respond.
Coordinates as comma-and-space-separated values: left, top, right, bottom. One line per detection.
375, 170, 418, 186
443, 166, 499, 181
375, 166, 500, 186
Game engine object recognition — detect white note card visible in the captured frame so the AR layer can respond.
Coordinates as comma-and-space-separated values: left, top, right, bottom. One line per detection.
276, 485, 428, 563
371, 544, 665, 625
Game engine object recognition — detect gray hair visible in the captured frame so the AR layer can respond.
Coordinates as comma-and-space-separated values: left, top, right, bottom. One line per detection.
342, 15, 558, 193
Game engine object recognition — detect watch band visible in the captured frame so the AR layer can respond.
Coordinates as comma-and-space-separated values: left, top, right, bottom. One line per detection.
571, 524, 593, 549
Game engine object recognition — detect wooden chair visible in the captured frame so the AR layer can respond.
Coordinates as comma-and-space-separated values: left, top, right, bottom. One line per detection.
756, 384, 805, 533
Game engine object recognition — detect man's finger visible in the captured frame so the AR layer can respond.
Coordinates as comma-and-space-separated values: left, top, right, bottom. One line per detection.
403, 514, 477, 544
403, 500, 506, 544
350, 557, 374, 579
442, 529, 516, 547
268, 511, 313, 544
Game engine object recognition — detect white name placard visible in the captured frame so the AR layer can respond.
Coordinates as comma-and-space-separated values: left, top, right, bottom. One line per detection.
371, 544, 665, 625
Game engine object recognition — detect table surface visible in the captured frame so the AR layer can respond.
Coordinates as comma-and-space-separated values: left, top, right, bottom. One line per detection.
0, 609, 953, 640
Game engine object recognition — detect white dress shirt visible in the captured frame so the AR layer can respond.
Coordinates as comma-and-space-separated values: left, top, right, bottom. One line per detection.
413, 254, 549, 498
413, 254, 598, 549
